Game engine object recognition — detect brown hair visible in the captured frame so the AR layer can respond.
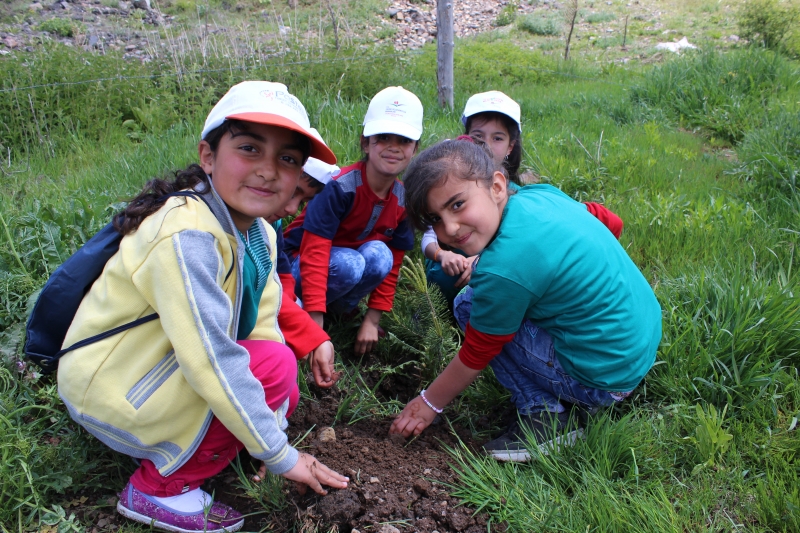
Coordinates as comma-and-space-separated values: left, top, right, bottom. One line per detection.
403, 139, 500, 232
113, 120, 311, 235
465, 111, 522, 185
302, 172, 326, 193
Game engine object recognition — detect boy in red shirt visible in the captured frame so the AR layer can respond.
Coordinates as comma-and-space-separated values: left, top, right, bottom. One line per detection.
284, 87, 422, 355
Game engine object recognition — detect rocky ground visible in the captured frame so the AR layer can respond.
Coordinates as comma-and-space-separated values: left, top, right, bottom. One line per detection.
1, 0, 743, 61
0, 0, 531, 61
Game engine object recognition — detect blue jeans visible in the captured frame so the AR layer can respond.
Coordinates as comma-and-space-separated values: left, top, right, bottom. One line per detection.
453, 287, 616, 414
292, 241, 393, 313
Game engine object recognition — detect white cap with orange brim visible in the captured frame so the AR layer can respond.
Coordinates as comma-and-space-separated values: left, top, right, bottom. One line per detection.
201, 81, 337, 165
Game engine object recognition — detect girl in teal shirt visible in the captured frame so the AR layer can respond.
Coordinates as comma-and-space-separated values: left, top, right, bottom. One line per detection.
392, 140, 662, 462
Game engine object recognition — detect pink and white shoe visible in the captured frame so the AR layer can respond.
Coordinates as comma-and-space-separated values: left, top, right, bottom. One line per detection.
117, 482, 244, 533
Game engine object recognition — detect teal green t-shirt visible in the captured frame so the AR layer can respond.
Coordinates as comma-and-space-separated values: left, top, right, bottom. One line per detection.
469, 184, 662, 391
236, 222, 273, 340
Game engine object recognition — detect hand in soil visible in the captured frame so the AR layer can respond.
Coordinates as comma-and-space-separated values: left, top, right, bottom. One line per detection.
390, 395, 437, 438
308, 341, 340, 388
354, 308, 382, 356
281, 452, 349, 495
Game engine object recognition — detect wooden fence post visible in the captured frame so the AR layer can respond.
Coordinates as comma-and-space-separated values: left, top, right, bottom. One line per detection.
436, 0, 454, 110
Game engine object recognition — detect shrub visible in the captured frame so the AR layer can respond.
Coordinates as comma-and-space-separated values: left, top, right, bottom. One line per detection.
585, 11, 616, 24
493, 1, 519, 27
37, 18, 81, 38
630, 48, 796, 143
737, 0, 800, 50
518, 14, 561, 36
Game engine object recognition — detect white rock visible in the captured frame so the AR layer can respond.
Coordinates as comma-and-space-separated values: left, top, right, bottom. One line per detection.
317, 426, 336, 443
655, 37, 697, 53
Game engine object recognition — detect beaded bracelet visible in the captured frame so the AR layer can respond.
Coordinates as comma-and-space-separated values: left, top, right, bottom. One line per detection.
433, 247, 442, 262
419, 389, 443, 414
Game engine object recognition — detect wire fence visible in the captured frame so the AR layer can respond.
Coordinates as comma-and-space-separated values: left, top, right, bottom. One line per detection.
0, 49, 639, 94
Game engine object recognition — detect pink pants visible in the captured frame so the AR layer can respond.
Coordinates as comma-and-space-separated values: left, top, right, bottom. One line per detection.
130, 340, 299, 496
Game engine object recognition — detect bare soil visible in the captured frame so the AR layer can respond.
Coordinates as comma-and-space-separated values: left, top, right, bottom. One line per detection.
61, 369, 506, 533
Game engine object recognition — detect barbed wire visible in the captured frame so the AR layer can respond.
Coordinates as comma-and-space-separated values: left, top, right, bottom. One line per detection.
0, 49, 638, 94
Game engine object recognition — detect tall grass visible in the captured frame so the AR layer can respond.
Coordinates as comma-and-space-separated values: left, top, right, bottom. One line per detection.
630, 48, 799, 143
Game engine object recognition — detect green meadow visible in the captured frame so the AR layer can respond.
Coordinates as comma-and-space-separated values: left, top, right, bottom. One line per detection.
1, 20, 799, 533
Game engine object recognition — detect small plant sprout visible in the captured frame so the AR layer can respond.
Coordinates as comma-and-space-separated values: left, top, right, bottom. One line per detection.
685, 403, 734, 474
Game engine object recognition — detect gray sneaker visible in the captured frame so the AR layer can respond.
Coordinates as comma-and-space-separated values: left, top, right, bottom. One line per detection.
483, 409, 584, 462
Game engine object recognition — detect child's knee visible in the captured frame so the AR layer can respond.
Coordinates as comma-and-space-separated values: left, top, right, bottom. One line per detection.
240, 340, 297, 389
359, 241, 393, 278
330, 247, 366, 288
452, 286, 473, 331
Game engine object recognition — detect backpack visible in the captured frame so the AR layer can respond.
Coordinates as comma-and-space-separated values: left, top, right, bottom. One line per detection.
24, 191, 209, 374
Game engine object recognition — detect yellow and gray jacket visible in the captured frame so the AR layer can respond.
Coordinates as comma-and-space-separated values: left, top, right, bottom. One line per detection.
57, 181, 299, 476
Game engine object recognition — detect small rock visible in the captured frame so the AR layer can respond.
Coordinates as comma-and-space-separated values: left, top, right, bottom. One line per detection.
423, 468, 432, 474
132, 0, 149, 8
29, 2, 43, 10
369, 476, 379, 483
386, 7, 398, 17
729, 34, 739, 42
118, 1, 128, 9
96, 519, 108, 528
125, 44, 136, 51
317, 426, 336, 443
413, 478, 430, 496
378, 526, 400, 533
2, 37, 20, 49
88, 34, 98, 47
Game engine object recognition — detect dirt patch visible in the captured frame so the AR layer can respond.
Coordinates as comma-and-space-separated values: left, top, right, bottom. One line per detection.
225, 387, 502, 533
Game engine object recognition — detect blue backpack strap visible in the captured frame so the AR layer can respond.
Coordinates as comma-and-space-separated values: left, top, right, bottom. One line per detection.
24, 190, 212, 374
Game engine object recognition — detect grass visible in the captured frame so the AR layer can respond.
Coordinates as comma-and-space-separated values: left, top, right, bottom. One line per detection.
0, 22, 799, 533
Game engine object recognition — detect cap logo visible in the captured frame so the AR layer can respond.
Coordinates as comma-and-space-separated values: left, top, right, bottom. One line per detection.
384, 101, 407, 118
483, 97, 505, 105
259, 89, 305, 117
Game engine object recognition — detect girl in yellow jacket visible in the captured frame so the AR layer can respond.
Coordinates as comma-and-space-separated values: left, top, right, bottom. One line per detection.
57, 81, 348, 533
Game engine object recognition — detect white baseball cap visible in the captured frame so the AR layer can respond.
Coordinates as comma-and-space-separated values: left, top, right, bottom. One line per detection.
362, 86, 424, 141
303, 158, 340, 185
302, 128, 340, 185
201, 81, 337, 164
461, 90, 521, 131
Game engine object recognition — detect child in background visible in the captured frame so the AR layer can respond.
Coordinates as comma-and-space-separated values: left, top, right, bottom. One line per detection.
422, 91, 624, 304
391, 140, 661, 462
283, 86, 421, 356
57, 81, 348, 532
266, 130, 342, 384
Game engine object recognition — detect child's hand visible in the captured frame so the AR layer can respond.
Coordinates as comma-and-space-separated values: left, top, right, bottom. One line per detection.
454, 255, 478, 288
355, 308, 382, 356
440, 250, 467, 277
281, 452, 349, 495
309, 341, 341, 388
389, 396, 438, 438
